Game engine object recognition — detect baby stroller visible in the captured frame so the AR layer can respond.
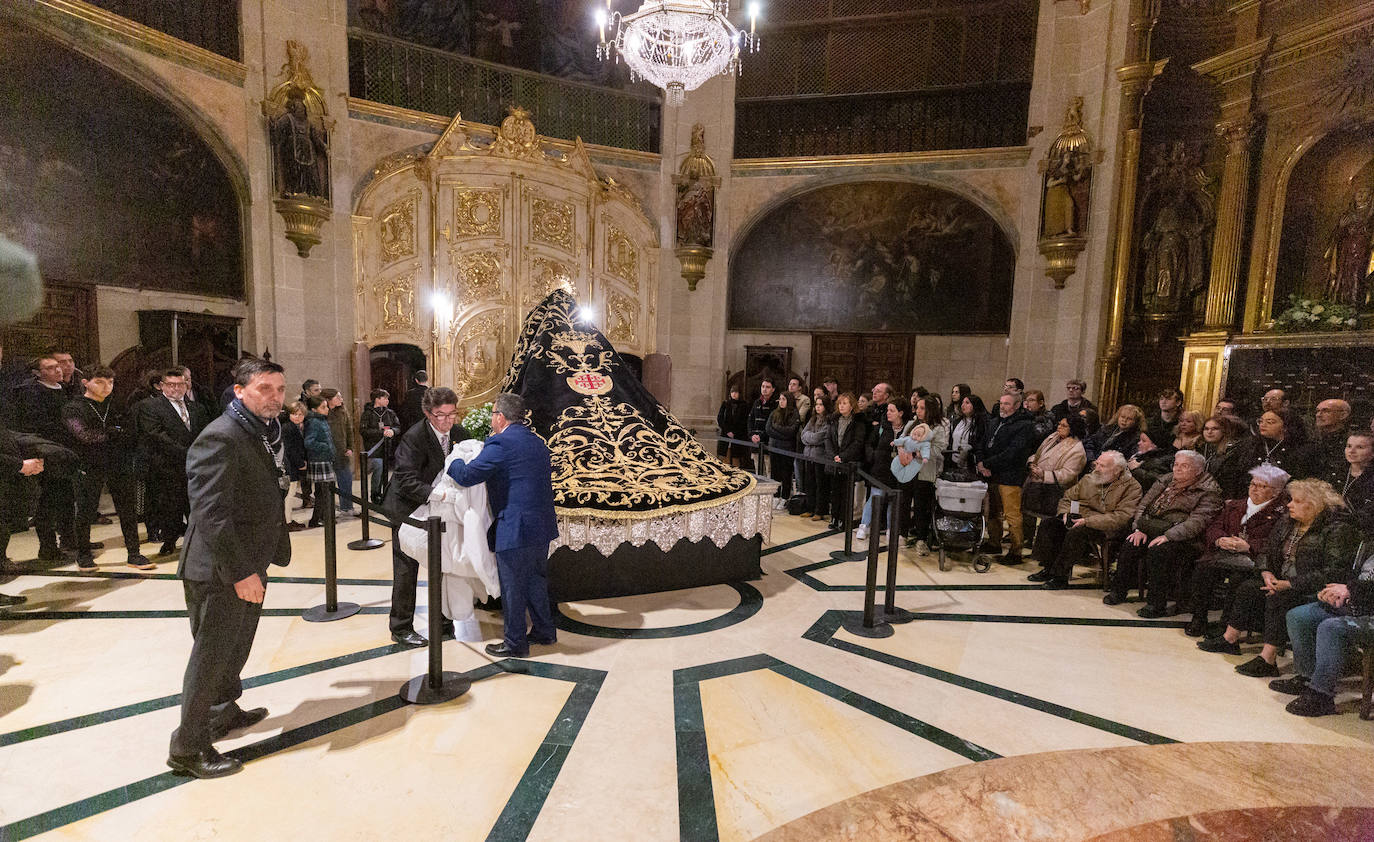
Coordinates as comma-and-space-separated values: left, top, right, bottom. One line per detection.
933, 449, 991, 573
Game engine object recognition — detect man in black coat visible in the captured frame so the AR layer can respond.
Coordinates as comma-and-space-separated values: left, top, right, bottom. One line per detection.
360, 388, 401, 504
136, 368, 210, 556
397, 370, 428, 433
9, 354, 78, 559
381, 386, 468, 646
168, 359, 291, 779
977, 393, 1038, 564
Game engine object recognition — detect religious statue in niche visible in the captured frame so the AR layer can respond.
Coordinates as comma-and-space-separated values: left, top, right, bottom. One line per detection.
263, 41, 333, 257
1323, 185, 1374, 308
673, 123, 719, 291
1134, 141, 1214, 341
1037, 96, 1096, 288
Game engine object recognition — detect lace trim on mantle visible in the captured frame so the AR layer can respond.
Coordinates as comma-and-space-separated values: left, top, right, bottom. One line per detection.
555, 483, 774, 555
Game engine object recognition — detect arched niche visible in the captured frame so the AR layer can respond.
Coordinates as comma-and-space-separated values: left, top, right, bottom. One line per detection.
0, 20, 244, 299
352, 108, 659, 408
728, 179, 1015, 333
1272, 121, 1374, 314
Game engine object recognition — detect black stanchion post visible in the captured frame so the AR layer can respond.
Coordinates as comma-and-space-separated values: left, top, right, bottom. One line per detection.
399, 514, 470, 704
843, 489, 893, 638
348, 448, 385, 551
829, 462, 867, 562
304, 481, 361, 622
878, 489, 915, 625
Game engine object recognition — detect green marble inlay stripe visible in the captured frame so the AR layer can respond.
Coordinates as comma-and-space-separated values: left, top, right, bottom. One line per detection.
899, 611, 1186, 629
783, 557, 1098, 591
0, 642, 411, 747
674, 680, 719, 842
766, 662, 999, 762
804, 609, 1178, 745
555, 583, 763, 640
0, 606, 392, 620
9, 569, 394, 586
0, 659, 607, 841
760, 528, 840, 556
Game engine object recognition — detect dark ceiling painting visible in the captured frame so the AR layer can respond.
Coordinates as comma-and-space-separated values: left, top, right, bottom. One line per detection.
0, 24, 243, 299
728, 181, 1014, 334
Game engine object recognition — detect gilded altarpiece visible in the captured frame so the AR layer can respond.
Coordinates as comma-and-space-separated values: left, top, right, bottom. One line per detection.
353, 108, 658, 407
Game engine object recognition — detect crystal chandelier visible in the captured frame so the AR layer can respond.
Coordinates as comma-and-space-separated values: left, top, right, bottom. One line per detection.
595, 1, 760, 107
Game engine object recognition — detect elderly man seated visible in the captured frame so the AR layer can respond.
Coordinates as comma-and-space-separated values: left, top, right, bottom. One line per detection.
1104, 450, 1223, 618
1027, 451, 1142, 589
1274, 542, 1374, 716
1198, 479, 1361, 678
1180, 464, 1290, 637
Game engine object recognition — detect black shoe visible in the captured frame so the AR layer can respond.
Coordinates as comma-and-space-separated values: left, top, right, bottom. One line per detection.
485, 642, 529, 658
474, 596, 502, 612
439, 624, 456, 641
1197, 636, 1242, 655
1285, 689, 1337, 717
167, 748, 242, 779
1269, 676, 1308, 696
995, 551, 1023, 566
96, 515, 113, 525
390, 630, 427, 647
528, 635, 557, 646
126, 554, 156, 571
83, 541, 105, 551
286, 521, 308, 532
1027, 569, 1052, 583
0, 593, 26, 607
211, 707, 268, 740
37, 544, 65, 561
1044, 578, 1070, 590
1102, 592, 1124, 606
1235, 656, 1280, 677
1184, 617, 1207, 637
1136, 604, 1168, 619
159, 541, 178, 557
76, 554, 97, 571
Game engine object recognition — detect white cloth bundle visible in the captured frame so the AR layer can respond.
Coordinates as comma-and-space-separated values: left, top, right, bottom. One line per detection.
397, 439, 499, 640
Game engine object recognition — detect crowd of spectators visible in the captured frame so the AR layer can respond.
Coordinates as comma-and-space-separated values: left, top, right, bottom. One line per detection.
719, 373, 1374, 719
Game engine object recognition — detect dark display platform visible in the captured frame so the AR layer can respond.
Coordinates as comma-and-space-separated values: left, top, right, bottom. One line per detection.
549, 533, 763, 602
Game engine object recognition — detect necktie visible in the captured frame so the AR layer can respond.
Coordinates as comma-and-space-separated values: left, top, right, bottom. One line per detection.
440, 434, 449, 455
175, 400, 190, 429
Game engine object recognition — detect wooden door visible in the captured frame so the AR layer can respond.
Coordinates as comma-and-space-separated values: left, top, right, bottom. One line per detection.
810, 333, 913, 396
0, 280, 97, 369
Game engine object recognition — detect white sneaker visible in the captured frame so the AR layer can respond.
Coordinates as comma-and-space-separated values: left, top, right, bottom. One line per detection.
855, 525, 869, 541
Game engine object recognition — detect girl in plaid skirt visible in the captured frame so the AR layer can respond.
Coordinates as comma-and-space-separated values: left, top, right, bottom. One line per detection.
303, 395, 336, 528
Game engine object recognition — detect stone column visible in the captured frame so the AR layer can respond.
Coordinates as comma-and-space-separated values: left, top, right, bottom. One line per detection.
1202, 114, 1257, 330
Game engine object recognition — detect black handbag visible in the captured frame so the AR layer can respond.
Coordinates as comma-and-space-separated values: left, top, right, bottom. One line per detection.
1020, 481, 1064, 518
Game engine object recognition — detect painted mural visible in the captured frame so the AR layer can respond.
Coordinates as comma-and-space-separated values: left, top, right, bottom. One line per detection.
728, 181, 1014, 334
0, 24, 243, 299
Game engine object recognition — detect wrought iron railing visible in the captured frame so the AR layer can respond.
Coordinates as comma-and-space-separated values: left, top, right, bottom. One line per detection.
348, 29, 661, 154
82, 0, 240, 60
734, 83, 1031, 158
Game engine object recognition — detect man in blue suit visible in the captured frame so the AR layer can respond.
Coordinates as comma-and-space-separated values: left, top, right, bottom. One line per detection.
445, 393, 559, 657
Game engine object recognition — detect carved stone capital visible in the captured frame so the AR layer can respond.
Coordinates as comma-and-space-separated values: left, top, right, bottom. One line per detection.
1216, 115, 1259, 153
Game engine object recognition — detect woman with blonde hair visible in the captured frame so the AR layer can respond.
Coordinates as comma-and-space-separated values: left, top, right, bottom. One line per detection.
1171, 410, 1205, 451
1084, 404, 1145, 463
1199, 479, 1361, 677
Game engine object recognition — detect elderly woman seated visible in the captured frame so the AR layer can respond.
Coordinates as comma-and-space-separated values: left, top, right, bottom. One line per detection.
1273, 543, 1374, 716
1180, 464, 1290, 637
1198, 479, 1361, 678
1103, 450, 1223, 618
1028, 451, 1142, 589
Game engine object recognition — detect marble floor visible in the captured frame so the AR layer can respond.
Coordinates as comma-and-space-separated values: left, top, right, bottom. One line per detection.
2, 501, 1373, 841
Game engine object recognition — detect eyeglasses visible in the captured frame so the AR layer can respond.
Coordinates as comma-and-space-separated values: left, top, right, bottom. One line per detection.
429, 411, 459, 420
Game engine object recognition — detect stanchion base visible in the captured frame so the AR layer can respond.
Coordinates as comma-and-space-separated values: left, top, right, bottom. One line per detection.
828, 546, 887, 561
347, 538, 385, 551
877, 606, 916, 625
398, 672, 471, 705
841, 616, 894, 638
302, 602, 362, 623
